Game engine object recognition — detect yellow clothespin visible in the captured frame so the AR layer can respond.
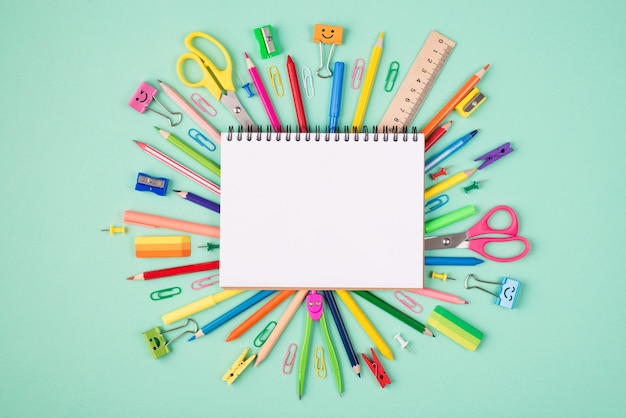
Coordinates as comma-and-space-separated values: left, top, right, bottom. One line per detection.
222, 348, 256, 385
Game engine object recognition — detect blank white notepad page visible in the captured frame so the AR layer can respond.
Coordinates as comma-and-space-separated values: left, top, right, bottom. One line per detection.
220, 131, 424, 289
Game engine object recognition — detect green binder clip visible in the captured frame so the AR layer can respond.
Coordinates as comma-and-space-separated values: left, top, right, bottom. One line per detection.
254, 25, 280, 59
142, 318, 198, 359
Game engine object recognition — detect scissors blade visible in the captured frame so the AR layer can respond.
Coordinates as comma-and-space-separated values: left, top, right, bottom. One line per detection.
220, 91, 258, 131
424, 232, 468, 250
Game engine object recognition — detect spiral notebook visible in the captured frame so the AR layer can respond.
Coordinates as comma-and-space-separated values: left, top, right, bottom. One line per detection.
220, 129, 425, 289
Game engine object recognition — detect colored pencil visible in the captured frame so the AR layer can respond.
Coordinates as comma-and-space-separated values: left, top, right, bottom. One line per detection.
420, 65, 489, 138
255, 290, 307, 367
155, 127, 221, 177
126, 260, 219, 281
352, 291, 434, 337
174, 190, 220, 214
424, 168, 476, 200
226, 290, 295, 342
133, 140, 220, 197
424, 120, 452, 152
322, 290, 361, 377
286, 55, 308, 132
351, 32, 384, 130
407, 288, 468, 305
245, 52, 281, 132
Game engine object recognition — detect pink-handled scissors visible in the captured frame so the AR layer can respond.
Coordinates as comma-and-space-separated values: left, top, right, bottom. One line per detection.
424, 205, 530, 262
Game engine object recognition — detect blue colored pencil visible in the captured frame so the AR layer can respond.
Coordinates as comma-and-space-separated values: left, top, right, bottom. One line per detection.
425, 256, 484, 266
189, 290, 275, 340
322, 290, 361, 377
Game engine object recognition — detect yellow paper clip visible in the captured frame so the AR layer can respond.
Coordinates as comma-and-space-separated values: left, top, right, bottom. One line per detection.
455, 87, 486, 118
222, 348, 256, 385
384, 61, 400, 92
301, 66, 314, 98
254, 321, 277, 347
314, 346, 326, 379
351, 58, 365, 89
282, 343, 297, 374
267, 66, 284, 97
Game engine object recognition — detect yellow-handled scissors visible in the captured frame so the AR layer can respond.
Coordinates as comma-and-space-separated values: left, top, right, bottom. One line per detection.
177, 32, 257, 131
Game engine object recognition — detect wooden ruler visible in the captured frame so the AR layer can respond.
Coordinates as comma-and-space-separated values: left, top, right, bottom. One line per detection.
379, 30, 456, 130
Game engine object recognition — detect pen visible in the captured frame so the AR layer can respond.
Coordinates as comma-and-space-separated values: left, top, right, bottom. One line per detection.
123, 210, 219, 238
244, 52, 281, 132
189, 290, 276, 341
161, 289, 245, 325
328, 61, 345, 133
157, 79, 221, 143
352, 291, 434, 337
155, 127, 220, 177
286, 55, 307, 132
133, 140, 220, 197
126, 260, 219, 281
255, 289, 308, 367
424, 120, 452, 152
335, 290, 394, 361
425, 168, 477, 200
425, 129, 479, 173
352, 32, 384, 131
420, 64, 490, 138
407, 288, 468, 304
425, 256, 484, 266
173, 190, 220, 214
322, 290, 360, 377
226, 290, 295, 342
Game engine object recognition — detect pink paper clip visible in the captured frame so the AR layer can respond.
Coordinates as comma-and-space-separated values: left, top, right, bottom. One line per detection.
394, 291, 423, 314
190, 274, 219, 290
128, 81, 182, 126
190, 93, 218, 117
282, 343, 297, 374
351, 58, 365, 89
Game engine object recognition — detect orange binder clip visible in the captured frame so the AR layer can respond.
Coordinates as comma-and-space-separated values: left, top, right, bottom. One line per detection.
361, 348, 391, 388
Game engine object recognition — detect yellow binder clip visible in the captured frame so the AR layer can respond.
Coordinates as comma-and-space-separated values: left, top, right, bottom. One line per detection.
222, 348, 256, 385
455, 87, 486, 118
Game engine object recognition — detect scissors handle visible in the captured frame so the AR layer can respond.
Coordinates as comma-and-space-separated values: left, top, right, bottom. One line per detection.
467, 236, 530, 262
467, 205, 519, 238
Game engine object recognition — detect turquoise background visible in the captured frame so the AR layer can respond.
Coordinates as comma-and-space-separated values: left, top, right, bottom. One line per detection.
1, 0, 625, 417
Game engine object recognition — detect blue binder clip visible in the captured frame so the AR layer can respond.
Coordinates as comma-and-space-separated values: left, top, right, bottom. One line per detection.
135, 172, 169, 196
464, 274, 521, 309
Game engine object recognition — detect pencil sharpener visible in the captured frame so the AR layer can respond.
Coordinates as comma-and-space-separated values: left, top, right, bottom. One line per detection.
455, 87, 486, 118
135, 172, 169, 196
254, 25, 279, 59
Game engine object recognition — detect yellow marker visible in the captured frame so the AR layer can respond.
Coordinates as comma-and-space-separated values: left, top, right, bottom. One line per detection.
425, 168, 476, 200
351, 32, 384, 130
162, 289, 245, 324
335, 290, 393, 361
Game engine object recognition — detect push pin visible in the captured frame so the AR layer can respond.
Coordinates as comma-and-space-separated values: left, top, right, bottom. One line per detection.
463, 180, 487, 194
431, 271, 456, 282
239, 74, 255, 98
101, 225, 126, 235
393, 333, 412, 353
430, 166, 453, 180
198, 243, 220, 252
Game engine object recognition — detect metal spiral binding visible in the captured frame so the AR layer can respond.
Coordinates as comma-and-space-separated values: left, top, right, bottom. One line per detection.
226, 126, 419, 142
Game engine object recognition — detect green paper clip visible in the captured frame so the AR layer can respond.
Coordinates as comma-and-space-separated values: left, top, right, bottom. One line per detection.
384, 61, 400, 92
253, 321, 276, 347
150, 287, 181, 301
254, 25, 280, 59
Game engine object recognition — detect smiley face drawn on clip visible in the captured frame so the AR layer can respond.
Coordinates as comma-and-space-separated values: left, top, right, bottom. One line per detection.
313, 24, 344, 45
128, 81, 157, 113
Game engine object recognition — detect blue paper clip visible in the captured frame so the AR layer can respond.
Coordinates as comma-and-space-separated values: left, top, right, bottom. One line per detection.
188, 128, 217, 152
425, 194, 449, 214
474, 142, 514, 170
135, 173, 168, 196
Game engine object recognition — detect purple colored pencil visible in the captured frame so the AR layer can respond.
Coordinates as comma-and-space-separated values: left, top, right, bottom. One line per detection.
174, 190, 220, 214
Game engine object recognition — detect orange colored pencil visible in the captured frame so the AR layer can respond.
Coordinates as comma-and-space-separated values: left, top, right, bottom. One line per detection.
420, 65, 489, 138
225, 290, 295, 342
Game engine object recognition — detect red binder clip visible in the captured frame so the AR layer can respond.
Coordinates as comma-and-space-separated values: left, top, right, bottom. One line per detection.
361, 348, 391, 388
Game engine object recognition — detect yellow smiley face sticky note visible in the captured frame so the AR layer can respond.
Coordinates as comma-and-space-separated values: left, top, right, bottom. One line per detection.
313, 24, 343, 45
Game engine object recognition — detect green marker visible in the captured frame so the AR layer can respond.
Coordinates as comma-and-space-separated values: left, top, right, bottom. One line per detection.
425, 205, 477, 234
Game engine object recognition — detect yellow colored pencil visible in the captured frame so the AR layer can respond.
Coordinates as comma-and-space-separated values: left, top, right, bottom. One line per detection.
424, 168, 476, 200
161, 289, 245, 325
351, 32, 384, 131
335, 290, 393, 361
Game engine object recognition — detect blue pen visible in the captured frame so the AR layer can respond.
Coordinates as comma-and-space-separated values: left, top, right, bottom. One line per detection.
425, 256, 484, 266
189, 290, 276, 341
328, 61, 345, 133
424, 129, 479, 173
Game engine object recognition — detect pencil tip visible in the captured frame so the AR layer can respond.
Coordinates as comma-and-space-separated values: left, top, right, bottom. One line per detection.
484, 64, 490, 70
464, 301, 469, 304
126, 277, 133, 281
358, 373, 361, 378
244, 52, 249, 58
188, 336, 195, 341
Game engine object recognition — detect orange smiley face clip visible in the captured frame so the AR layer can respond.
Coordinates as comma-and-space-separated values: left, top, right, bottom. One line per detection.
312, 24, 344, 78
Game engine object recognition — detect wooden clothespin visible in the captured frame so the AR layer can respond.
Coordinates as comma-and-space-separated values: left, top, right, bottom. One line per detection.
361, 348, 391, 388
222, 348, 256, 385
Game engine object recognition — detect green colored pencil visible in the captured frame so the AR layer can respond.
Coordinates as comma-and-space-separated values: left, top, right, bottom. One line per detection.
155, 127, 220, 177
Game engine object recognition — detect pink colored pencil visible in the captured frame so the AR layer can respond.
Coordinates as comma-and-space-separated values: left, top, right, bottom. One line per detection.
133, 140, 220, 196
406, 287, 468, 304
244, 52, 281, 132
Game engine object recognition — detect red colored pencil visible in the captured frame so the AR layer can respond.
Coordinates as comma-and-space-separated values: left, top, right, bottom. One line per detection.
286, 55, 308, 132
127, 260, 219, 281
425, 120, 452, 152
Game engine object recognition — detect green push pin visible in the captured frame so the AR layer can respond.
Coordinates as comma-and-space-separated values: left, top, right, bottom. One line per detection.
198, 243, 220, 252
463, 180, 487, 194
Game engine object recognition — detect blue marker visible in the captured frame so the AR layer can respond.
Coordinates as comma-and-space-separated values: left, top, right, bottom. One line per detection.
328, 61, 345, 133
424, 129, 479, 173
